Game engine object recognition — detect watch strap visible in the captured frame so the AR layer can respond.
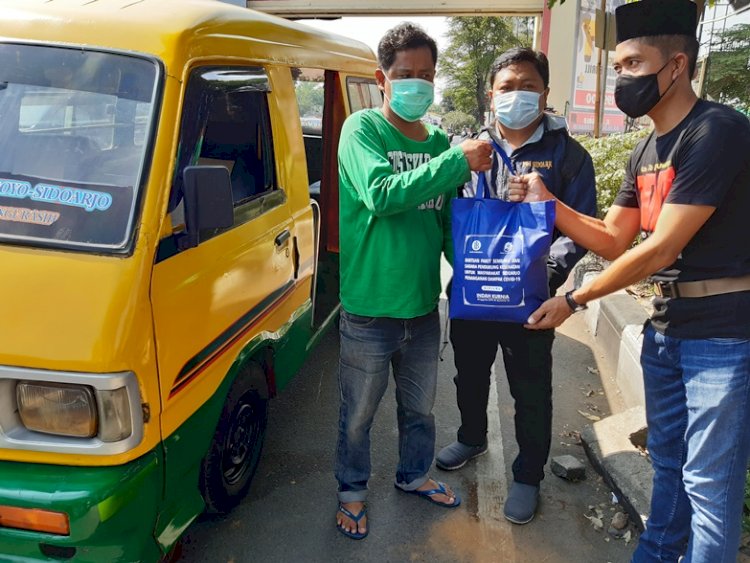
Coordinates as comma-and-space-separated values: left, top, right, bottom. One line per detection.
565, 290, 586, 312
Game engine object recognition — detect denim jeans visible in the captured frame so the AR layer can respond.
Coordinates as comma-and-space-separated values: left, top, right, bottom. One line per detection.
335, 309, 440, 503
633, 323, 750, 563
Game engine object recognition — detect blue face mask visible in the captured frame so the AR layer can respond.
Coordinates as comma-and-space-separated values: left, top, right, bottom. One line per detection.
493, 90, 542, 130
384, 77, 434, 122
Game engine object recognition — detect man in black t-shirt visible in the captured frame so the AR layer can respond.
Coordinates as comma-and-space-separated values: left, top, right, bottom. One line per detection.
508, 0, 750, 561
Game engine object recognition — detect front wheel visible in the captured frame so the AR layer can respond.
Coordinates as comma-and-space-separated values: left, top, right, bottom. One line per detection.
199, 365, 268, 514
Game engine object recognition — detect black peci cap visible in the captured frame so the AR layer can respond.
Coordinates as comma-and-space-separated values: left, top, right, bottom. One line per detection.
615, 0, 699, 44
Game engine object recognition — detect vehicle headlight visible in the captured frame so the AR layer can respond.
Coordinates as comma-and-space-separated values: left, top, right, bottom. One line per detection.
16, 381, 133, 442
17, 382, 97, 438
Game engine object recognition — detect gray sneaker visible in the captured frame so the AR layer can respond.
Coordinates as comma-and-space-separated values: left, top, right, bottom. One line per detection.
435, 441, 488, 471
503, 481, 540, 524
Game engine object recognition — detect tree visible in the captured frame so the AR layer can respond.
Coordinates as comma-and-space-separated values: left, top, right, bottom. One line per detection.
295, 81, 324, 117
441, 110, 479, 134
575, 128, 651, 217
704, 23, 750, 114
439, 17, 526, 126
440, 93, 456, 114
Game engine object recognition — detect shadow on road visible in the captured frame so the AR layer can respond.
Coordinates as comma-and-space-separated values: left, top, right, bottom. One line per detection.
179, 303, 637, 563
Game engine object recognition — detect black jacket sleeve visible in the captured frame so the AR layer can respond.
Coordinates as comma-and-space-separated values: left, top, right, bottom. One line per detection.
547, 140, 597, 295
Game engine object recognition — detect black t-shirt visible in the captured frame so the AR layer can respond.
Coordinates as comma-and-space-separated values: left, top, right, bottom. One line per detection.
614, 100, 750, 338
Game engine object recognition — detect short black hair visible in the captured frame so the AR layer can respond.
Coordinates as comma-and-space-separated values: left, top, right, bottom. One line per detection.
488, 48, 549, 89
377, 22, 438, 71
634, 34, 700, 79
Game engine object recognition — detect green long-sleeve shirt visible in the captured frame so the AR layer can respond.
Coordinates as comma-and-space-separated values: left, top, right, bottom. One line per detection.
338, 109, 470, 318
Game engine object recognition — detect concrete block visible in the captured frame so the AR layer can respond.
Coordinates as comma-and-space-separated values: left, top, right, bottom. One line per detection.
616, 324, 646, 409
551, 454, 587, 481
600, 294, 649, 332
595, 294, 649, 375
581, 406, 653, 530
584, 297, 601, 336
580, 271, 600, 335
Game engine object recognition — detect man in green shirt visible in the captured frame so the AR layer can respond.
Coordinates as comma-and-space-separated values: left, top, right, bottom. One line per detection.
334, 22, 493, 540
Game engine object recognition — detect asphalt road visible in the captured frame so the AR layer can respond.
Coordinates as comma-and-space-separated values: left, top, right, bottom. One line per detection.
178, 295, 638, 563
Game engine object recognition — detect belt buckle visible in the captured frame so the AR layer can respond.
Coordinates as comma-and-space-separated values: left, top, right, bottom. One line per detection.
654, 281, 679, 298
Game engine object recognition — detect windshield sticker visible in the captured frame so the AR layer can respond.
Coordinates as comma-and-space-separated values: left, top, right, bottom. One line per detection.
0, 205, 60, 226
0, 178, 113, 212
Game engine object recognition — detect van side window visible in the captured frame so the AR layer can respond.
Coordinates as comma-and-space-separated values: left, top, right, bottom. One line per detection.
169, 67, 278, 230
346, 77, 382, 113
199, 90, 274, 204
292, 68, 325, 203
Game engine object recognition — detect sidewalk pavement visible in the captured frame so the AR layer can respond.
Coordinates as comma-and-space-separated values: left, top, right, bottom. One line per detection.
569, 266, 653, 531
571, 264, 750, 561
442, 255, 656, 531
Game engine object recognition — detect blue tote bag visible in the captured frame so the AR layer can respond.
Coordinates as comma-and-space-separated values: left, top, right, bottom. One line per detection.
449, 171, 556, 323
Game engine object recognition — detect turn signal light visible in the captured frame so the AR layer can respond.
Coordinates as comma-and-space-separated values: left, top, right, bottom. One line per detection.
0, 505, 70, 535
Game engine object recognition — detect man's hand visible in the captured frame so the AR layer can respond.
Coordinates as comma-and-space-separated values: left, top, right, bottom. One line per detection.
460, 139, 493, 172
508, 172, 554, 203
524, 296, 573, 330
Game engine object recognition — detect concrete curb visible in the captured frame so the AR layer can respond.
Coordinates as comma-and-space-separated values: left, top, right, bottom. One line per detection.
581, 407, 653, 530
577, 269, 649, 411
570, 265, 653, 529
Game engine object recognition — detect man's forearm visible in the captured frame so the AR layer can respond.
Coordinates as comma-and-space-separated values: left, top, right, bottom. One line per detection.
515, 172, 630, 259
555, 201, 628, 261
571, 202, 717, 306
571, 237, 675, 305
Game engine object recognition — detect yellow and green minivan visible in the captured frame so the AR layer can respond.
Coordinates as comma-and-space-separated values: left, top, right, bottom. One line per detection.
0, 0, 381, 560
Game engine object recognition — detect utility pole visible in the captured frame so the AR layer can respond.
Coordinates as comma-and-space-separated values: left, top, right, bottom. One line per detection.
593, 0, 606, 137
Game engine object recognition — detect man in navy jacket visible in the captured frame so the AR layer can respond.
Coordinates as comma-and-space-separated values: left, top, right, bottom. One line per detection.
437, 47, 597, 524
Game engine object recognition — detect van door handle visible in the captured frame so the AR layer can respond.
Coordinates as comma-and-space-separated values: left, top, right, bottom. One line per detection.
275, 229, 290, 247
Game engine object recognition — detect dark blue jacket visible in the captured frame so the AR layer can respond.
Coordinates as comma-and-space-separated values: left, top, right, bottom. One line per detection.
462, 115, 597, 295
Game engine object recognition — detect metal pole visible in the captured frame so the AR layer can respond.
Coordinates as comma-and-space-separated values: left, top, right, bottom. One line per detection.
600, 49, 609, 132
593, 0, 606, 137
532, 14, 542, 50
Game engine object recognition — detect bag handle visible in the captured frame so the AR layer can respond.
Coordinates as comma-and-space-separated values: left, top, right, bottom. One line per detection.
475, 139, 515, 199
488, 139, 515, 175
476, 170, 489, 199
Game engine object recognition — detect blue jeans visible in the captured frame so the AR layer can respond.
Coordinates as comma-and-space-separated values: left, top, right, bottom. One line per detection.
633, 324, 750, 563
335, 309, 440, 503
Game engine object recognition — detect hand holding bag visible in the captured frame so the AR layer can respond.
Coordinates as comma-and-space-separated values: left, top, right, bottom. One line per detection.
449, 169, 555, 323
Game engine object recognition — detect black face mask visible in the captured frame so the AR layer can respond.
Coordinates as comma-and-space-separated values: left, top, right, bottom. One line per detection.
614, 59, 676, 118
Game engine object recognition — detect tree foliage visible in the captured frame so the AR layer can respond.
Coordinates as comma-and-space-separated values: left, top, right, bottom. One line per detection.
439, 17, 526, 125
295, 81, 324, 117
705, 23, 750, 114
574, 128, 651, 217
439, 93, 456, 114
441, 110, 479, 134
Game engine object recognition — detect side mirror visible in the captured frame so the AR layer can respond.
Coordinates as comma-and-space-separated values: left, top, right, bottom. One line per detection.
179, 165, 234, 250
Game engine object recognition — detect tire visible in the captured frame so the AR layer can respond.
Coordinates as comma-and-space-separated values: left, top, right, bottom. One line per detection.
199, 364, 268, 514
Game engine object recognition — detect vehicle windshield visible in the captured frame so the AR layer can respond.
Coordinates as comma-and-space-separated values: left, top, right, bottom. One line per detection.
0, 43, 159, 251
